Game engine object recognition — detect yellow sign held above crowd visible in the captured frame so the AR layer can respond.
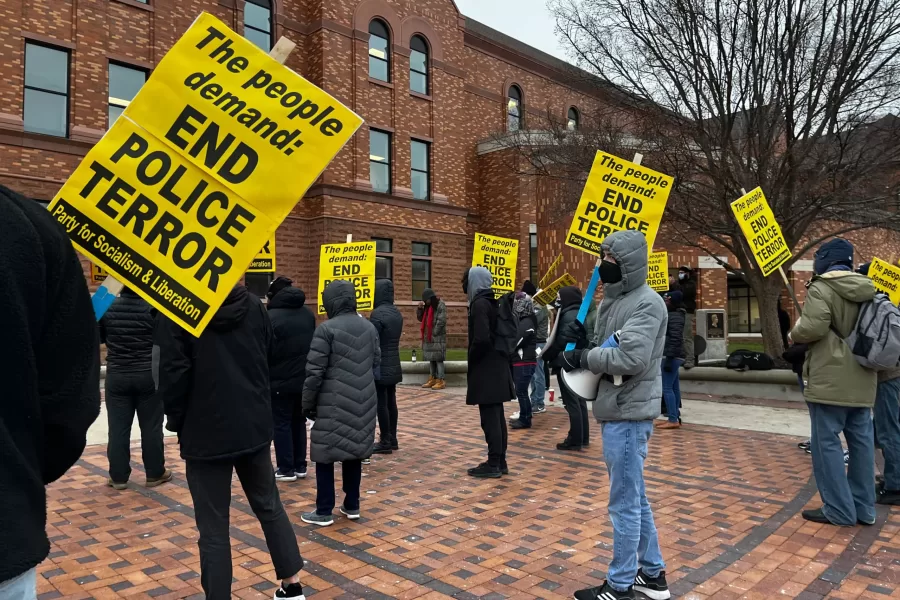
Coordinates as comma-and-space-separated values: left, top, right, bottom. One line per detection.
539, 254, 563, 288
730, 187, 791, 277
47, 12, 362, 336
868, 258, 900, 305
534, 273, 577, 306
91, 263, 109, 284
248, 235, 276, 272
472, 232, 519, 294
317, 241, 376, 314
647, 251, 669, 292
566, 151, 673, 256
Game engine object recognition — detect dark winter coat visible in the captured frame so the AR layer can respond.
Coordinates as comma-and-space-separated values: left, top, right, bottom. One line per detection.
417, 292, 447, 362
677, 276, 697, 313
542, 286, 588, 366
100, 289, 155, 373
513, 313, 538, 364
1, 186, 100, 584
535, 305, 550, 343
664, 307, 686, 359
466, 267, 515, 405
303, 281, 380, 463
158, 285, 274, 461
268, 287, 316, 394
370, 279, 404, 385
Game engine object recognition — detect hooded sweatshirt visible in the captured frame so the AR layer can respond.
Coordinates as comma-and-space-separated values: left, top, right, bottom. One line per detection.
541, 285, 586, 365
268, 286, 316, 394
465, 266, 515, 405
370, 279, 404, 385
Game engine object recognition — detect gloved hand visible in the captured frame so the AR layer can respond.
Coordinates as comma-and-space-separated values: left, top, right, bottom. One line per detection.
561, 349, 584, 372
302, 409, 317, 422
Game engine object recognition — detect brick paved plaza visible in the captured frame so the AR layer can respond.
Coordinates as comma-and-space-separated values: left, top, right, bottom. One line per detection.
37, 388, 900, 599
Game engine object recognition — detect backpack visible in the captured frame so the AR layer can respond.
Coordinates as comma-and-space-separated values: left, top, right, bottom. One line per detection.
726, 350, 774, 371
833, 293, 900, 371
493, 292, 520, 356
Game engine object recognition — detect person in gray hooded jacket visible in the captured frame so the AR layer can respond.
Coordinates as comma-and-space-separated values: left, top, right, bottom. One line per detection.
563, 230, 670, 600
301, 280, 380, 527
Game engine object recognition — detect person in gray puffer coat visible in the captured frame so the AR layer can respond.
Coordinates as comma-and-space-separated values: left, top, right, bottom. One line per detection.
562, 230, 669, 600
301, 280, 380, 527
370, 279, 404, 455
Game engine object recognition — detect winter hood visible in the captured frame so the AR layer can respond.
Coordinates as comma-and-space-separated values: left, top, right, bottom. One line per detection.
374, 279, 395, 307
210, 285, 251, 331
558, 285, 583, 309
816, 271, 877, 303
467, 266, 494, 304
268, 286, 306, 310
601, 230, 649, 298
323, 280, 357, 318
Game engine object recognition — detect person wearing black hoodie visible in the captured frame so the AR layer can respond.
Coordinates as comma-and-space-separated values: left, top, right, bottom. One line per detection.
509, 292, 538, 430
267, 276, 316, 482
371, 279, 404, 454
157, 285, 305, 600
0, 185, 100, 596
542, 285, 589, 450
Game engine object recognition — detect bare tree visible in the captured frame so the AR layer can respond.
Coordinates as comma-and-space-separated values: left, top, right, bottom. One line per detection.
505, 0, 900, 356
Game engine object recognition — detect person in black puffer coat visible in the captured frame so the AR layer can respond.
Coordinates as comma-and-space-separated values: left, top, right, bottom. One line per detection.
509, 292, 539, 430
659, 290, 686, 428
100, 288, 170, 488
267, 276, 316, 481
157, 285, 305, 599
370, 279, 404, 455
542, 285, 589, 450
301, 280, 380, 526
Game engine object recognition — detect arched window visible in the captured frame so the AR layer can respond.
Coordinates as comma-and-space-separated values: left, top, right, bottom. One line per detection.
369, 19, 391, 82
244, 0, 273, 51
410, 35, 429, 95
567, 107, 579, 131
507, 85, 522, 131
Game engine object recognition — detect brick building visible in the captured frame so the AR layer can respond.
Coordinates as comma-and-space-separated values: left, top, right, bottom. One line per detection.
2, 0, 898, 348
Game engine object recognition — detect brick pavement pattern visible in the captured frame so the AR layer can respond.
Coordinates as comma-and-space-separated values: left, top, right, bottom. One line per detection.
36, 388, 900, 599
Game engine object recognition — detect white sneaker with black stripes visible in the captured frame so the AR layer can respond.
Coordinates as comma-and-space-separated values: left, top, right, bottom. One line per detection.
634, 568, 671, 599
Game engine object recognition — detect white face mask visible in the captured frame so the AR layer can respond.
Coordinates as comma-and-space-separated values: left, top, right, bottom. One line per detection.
678, 273, 686, 280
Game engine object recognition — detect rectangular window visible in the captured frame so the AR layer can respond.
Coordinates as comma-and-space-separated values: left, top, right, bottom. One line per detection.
245, 272, 273, 298
374, 237, 393, 280
24, 43, 69, 138
411, 139, 430, 200
412, 242, 432, 300
727, 277, 761, 334
370, 129, 391, 194
108, 63, 146, 128
244, 0, 272, 51
529, 224, 538, 283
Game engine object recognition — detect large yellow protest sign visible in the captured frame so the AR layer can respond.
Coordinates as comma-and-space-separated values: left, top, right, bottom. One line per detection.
868, 258, 900, 305
472, 233, 519, 294
248, 235, 276, 272
730, 187, 790, 277
47, 13, 362, 336
566, 151, 673, 256
647, 251, 669, 292
317, 241, 376, 314
534, 273, 577, 306
539, 254, 563, 288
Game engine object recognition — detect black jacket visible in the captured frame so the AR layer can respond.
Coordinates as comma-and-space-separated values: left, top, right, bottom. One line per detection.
513, 313, 538, 363
678, 276, 697, 313
0, 186, 100, 583
268, 287, 316, 394
542, 304, 588, 366
100, 289, 155, 373
664, 307, 686, 359
466, 289, 515, 405
158, 285, 274, 461
370, 279, 404, 385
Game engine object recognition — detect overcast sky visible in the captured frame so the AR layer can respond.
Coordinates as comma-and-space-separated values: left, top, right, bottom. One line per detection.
453, 0, 571, 62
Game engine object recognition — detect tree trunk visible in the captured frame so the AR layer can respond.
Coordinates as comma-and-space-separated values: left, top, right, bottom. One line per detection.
752, 276, 787, 358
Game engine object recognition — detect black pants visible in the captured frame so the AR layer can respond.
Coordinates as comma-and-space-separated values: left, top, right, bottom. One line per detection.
271, 391, 307, 474
106, 369, 165, 483
559, 374, 590, 446
315, 460, 362, 515
478, 403, 508, 467
376, 383, 398, 445
186, 445, 303, 599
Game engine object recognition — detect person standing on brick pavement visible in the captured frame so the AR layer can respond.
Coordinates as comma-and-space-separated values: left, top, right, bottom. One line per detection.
657, 290, 685, 430
101, 287, 172, 490
301, 280, 380, 526
0, 184, 101, 600
509, 292, 538, 430
562, 230, 670, 600
266, 276, 316, 483
464, 267, 516, 478
522, 280, 549, 414
417, 288, 448, 390
370, 279, 404, 455
675, 266, 697, 369
791, 239, 877, 527
157, 284, 306, 600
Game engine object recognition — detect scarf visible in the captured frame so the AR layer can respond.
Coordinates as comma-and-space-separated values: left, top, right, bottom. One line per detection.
421, 304, 435, 342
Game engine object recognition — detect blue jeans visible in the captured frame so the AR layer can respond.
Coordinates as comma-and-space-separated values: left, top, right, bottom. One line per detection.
0, 568, 36, 600
808, 402, 876, 525
531, 343, 546, 408
661, 358, 683, 422
514, 364, 536, 426
602, 420, 665, 592
874, 377, 900, 491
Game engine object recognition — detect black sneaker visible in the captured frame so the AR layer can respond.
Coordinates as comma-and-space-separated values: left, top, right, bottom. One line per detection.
468, 463, 501, 478
798, 439, 811, 451
878, 489, 900, 506
557, 440, 582, 451
634, 568, 670, 599
372, 442, 393, 455
274, 582, 306, 599
391, 439, 399, 450
500, 461, 510, 475
574, 580, 635, 599
510, 419, 531, 430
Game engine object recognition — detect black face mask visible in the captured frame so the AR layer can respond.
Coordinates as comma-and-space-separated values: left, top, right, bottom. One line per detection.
599, 260, 623, 284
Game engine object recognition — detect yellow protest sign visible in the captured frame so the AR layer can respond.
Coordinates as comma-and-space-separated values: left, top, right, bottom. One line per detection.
472, 233, 519, 294
47, 13, 362, 336
566, 151, 673, 256
248, 235, 276, 272
868, 258, 900, 305
539, 254, 563, 288
730, 187, 790, 277
91, 263, 109, 284
534, 273, 577, 306
317, 241, 376, 314
647, 251, 669, 292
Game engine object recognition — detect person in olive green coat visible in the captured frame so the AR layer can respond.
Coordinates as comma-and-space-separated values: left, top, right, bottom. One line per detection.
791, 238, 877, 527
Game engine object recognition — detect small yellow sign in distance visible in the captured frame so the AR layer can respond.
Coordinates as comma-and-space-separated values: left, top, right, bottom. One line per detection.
317, 241, 376, 314
647, 251, 669, 292
534, 273, 577, 306
472, 232, 519, 295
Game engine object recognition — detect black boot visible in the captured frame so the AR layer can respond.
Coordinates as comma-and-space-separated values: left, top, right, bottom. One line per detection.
372, 441, 393, 454
557, 439, 582, 451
